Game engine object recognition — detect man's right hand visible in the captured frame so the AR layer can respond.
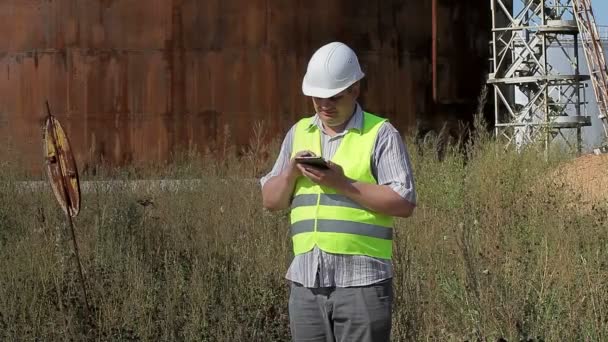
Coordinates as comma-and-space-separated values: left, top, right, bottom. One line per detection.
287, 150, 316, 180
262, 150, 315, 211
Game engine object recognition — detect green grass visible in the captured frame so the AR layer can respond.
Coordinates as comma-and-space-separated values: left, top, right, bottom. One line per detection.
1, 128, 607, 341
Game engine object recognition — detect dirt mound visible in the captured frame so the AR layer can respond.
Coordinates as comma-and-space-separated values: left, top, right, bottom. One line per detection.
556, 153, 608, 205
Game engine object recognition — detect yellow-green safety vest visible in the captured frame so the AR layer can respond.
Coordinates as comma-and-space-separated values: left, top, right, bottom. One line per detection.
290, 111, 394, 259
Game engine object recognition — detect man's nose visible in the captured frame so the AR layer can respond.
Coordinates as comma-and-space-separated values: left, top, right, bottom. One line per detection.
315, 98, 333, 108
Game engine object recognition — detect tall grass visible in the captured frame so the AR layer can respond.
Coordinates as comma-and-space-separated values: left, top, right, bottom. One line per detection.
1, 124, 607, 341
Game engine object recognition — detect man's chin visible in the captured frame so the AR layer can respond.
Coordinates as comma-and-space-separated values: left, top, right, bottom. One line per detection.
324, 120, 347, 128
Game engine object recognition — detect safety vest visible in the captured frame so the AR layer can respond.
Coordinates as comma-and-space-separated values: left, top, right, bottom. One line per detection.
290, 112, 394, 259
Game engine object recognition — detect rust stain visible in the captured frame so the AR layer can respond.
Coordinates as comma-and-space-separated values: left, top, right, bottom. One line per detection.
0, 0, 492, 173
164, 0, 187, 156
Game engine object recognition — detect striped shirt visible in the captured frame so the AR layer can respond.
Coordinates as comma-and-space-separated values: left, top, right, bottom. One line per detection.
260, 104, 416, 288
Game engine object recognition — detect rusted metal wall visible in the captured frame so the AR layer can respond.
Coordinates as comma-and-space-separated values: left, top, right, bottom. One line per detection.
0, 0, 490, 172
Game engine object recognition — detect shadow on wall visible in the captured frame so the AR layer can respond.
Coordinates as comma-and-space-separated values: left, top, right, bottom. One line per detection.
415, 88, 494, 160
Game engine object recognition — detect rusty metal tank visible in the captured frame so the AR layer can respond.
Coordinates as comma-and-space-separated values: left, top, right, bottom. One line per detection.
0, 0, 491, 172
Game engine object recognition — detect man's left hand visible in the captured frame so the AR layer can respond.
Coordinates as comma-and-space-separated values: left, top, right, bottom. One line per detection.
297, 161, 351, 191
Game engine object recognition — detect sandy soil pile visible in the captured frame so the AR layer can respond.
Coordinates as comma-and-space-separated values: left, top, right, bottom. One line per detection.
556, 153, 608, 205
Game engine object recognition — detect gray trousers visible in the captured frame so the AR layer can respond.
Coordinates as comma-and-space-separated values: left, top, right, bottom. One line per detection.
289, 279, 393, 342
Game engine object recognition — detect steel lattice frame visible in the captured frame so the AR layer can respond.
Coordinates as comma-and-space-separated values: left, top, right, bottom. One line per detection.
572, 0, 608, 150
489, 0, 591, 152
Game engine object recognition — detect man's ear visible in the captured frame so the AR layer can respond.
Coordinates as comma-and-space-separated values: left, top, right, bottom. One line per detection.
351, 82, 361, 98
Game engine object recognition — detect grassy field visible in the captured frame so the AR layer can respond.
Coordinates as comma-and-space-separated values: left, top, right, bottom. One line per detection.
1, 126, 607, 341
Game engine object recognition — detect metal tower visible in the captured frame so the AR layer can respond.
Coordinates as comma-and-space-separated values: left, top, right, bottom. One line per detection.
572, 0, 608, 152
489, 0, 592, 152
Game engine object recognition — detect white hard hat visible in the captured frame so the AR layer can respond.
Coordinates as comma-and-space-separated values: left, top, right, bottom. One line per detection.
302, 42, 365, 98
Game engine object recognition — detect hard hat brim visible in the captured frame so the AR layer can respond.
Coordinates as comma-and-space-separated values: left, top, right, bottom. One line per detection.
301, 73, 365, 98
302, 82, 350, 99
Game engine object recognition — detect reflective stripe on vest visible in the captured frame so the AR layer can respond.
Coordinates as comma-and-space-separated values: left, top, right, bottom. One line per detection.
291, 220, 393, 240
291, 193, 367, 211
289, 111, 394, 259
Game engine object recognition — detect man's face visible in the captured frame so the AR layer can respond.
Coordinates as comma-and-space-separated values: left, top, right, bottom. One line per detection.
312, 83, 360, 128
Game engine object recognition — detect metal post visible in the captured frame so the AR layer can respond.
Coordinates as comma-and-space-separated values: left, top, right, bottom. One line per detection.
542, 0, 550, 154
45, 102, 92, 324
574, 34, 583, 153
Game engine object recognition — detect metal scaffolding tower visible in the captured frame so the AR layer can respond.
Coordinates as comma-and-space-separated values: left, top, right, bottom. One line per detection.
488, 0, 592, 152
572, 0, 608, 152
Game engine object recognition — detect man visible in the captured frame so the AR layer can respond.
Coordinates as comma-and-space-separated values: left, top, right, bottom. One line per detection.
260, 42, 416, 342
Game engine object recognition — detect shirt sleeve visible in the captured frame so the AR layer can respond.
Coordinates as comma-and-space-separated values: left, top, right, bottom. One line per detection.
372, 122, 417, 205
260, 124, 296, 188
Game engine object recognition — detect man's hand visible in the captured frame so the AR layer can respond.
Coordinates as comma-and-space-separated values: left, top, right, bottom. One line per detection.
297, 160, 351, 191
287, 150, 316, 180
262, 150, 315, 211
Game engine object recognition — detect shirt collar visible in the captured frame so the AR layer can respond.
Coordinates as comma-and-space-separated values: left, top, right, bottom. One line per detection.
307, 103, 364, 134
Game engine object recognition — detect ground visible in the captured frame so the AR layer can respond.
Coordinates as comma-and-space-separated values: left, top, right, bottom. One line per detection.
557, 153, 608, 204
